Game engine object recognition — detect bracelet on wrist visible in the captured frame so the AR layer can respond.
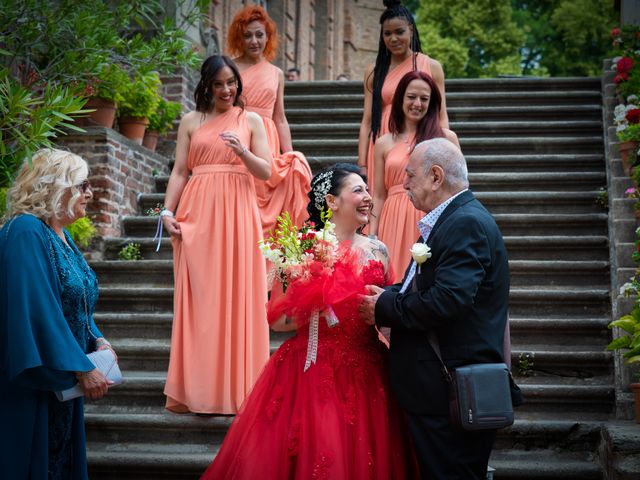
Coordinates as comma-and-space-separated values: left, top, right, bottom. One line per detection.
96, 338, 111, 347
75, 370, 91, 379
160, 208, 174, 218
239, 146, 248, 157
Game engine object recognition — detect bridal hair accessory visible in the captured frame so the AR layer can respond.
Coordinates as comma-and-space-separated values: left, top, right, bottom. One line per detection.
312, 170, 334, 211
260, 209, 341, 371
410, 242, 431, 274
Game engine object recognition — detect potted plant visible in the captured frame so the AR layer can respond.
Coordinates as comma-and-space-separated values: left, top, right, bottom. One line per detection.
607, 302, 640, 422
117, 71, 161, 144
614, 100, 640, 174
81, 64, 128, 128
143, 98, 182, 151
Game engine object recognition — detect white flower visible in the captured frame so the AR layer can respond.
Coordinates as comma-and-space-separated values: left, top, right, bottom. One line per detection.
410, 243, 432, 265
629, 94, 639, 103
625, 103, 639, 112
613, 56, 622, 64
615, 104, 626, 116
620, 282, 636, 297
617, 124, 629, 133
259, 242, 284, 264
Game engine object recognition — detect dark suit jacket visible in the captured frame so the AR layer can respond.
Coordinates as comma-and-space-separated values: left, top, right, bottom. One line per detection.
375, 190, 510, 415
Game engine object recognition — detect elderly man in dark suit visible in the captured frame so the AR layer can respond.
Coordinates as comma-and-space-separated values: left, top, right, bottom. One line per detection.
361, 137, 510, 479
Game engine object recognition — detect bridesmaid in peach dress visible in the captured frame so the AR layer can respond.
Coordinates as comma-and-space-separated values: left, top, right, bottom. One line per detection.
357, 0, 449, 196
368, 71, 459, 282
161, 55, 273, 414
227, 5, 312, 236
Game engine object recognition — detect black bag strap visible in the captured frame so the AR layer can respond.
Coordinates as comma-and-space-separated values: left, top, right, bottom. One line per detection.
427, 332, 452, 383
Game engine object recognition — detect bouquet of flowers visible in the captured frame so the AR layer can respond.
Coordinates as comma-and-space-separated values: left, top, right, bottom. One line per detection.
259, 209, 338, 291
259, 210, 365, 371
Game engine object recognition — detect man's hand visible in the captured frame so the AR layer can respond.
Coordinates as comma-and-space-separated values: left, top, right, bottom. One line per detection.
360, 284, 384, 325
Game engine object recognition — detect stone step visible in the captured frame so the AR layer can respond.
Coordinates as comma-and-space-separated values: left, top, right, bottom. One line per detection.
507, 287, 609, 317
118, 212, 607, 239
301, 153, 605, 173
136, 190, 604, 217
103, 235, 609, 262
284, 91, 601, 109
283, 78, 601, 96
488, 450, 603, 480
508, 317, 610, 347
93, 312, 610, 353
289, 120, 603, 139
91, 258, 609, 288
286, 104, 603, 123
85, 417, 605, 479
291, 136, 604, 156
87, 446, 604, 480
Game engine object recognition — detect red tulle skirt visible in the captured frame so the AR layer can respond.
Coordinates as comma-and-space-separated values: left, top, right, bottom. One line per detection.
201, 261, 418, 479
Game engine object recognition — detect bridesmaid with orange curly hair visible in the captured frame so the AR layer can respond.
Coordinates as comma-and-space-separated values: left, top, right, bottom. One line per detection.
227, 5, 312, 236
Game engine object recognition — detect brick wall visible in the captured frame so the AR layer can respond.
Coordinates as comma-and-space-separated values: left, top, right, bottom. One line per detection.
59, 127, 170, 239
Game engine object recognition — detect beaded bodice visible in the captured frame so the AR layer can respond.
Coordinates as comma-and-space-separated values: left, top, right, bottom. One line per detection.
44, 226, 99, 353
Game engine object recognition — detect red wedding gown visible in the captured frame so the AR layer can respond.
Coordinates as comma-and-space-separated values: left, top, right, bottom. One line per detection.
201, 259, 418, 480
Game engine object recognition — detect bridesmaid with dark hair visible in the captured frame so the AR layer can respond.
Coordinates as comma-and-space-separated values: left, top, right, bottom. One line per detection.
162, 55, 273, 414
368, 70, 459, 281
357, 0, 449, 195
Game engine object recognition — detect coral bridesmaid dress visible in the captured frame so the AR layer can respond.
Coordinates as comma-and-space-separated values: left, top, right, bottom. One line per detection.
366, 53, 431, 196
164, 107, 270, 414
378, 140, 423, 283
241, 60, 312, 236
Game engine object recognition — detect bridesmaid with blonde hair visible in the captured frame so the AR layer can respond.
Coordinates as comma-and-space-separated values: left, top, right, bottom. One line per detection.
227, 4, 312, 235
162, 55, 272, 414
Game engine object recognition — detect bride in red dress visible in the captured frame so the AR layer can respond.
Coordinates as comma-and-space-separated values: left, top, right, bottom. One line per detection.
201, 163, 418, 479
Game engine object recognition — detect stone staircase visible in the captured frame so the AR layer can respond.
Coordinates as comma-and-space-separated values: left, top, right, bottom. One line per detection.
86, 77, 614, 479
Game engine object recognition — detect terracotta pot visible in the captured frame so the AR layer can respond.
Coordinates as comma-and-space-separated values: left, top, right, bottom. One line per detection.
619, 141, 639, 175
118, 116, 149, 144
79, 97, 116, 128
142, 130, 160, 152
632, 383, 640, 424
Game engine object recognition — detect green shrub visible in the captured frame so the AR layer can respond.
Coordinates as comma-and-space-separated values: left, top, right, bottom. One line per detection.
118, 242, 142, 260
118, 71, 161, 119
0, 70, 89, 188
66, 217, 97, 249
148, 99, 182, 135
0, 187, 7, 218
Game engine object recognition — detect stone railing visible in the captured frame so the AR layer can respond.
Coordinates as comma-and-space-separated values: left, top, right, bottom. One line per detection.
603, 58, 639, 420
60, 127, 170, 239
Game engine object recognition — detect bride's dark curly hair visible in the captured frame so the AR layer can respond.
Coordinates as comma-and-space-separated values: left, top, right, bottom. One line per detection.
307, 163, 367, 228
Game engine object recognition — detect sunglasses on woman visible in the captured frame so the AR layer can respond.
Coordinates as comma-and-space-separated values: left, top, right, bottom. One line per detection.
75, 180, 92, 193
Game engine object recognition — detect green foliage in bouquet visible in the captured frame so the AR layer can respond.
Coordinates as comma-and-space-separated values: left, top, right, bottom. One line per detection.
0, 187, 7, 218
148, 99, 182, 135
66, 217, 97, 249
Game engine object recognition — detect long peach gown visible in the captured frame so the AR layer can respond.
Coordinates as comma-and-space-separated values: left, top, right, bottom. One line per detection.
378, 141, 422, 283
164, 107, 270, 414
241, 60, 312, 236
367, 53, 431, 196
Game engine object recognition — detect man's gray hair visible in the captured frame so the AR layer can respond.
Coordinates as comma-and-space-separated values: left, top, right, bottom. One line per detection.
415, 138, 469, 189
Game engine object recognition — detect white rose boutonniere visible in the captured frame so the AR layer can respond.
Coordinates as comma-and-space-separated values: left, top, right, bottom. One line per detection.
410, 243, 432, 274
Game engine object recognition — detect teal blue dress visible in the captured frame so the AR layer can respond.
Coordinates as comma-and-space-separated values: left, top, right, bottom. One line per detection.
0, 214, 102, 479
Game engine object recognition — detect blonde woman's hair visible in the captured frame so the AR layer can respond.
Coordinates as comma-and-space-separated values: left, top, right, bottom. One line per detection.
6, 148, 89, 221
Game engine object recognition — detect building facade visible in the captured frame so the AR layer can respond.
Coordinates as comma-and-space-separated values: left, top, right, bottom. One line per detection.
189, 0, 384, 81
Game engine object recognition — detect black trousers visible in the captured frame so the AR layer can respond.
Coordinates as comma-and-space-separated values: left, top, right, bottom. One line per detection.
408, 414, 496, 480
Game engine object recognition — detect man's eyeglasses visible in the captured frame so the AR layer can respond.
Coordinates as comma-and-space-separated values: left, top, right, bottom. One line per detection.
76, 180, 92, 193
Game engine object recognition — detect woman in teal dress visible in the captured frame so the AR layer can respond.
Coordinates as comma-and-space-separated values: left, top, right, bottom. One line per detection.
0, 149, 115, 479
